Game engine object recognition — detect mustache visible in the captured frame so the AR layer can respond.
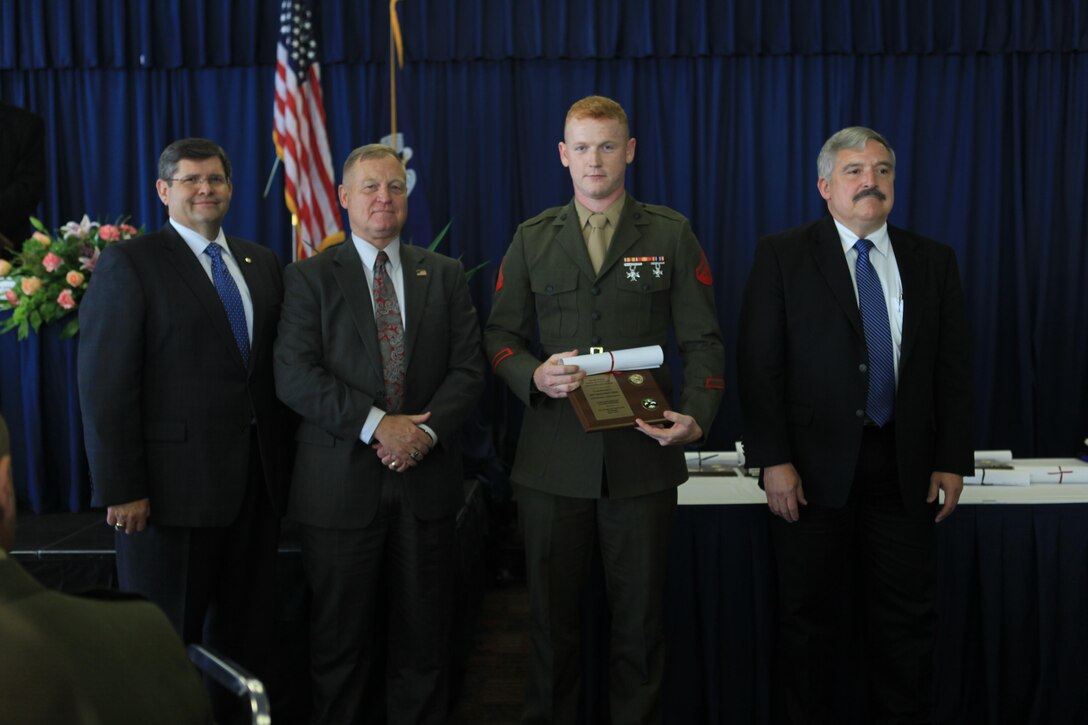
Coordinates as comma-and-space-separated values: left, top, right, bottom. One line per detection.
853, 187, 887, 202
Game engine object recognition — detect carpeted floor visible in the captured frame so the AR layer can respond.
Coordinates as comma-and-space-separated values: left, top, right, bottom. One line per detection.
449, 581, 530, 724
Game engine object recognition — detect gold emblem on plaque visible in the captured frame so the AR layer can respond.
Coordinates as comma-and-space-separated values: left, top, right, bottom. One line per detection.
628, 373, 645, 385
642, 398, 659, 410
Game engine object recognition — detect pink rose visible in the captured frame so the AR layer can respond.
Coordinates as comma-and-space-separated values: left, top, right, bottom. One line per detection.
66, 270, 86, 287
21, 277, 42, 295
32, 231, 52, 247
99, 224, 121, 242
57, 288, 77, 310
0, 259, 11, 277
4, 289, 18, 306
120, 223, 138, 236
42, 252, 63, 272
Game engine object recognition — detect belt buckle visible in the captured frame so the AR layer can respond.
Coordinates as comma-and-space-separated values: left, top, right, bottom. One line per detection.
589, 346, 604, 354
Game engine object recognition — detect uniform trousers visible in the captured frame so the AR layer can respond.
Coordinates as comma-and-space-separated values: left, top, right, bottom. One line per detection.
518, 482, 677, 725
769, 423, 938, 725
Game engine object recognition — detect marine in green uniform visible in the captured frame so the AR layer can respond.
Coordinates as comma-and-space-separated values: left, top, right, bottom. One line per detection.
485, 96, 725, 724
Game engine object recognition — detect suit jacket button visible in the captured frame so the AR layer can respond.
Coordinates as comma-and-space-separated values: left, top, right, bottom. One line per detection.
546, 284, 554, 293
590, 286, 600, 296
592, 336, 602, 345
855, 409, 865, 418
591, 311, 601, 321
859, 363, 868, 373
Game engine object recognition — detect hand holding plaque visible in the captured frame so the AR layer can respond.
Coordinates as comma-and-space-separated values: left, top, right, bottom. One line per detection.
560, 346, 672, 432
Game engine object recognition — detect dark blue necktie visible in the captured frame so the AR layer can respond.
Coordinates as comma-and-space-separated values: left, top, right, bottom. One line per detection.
204, 243, 250, 367
854, 239, 895, 426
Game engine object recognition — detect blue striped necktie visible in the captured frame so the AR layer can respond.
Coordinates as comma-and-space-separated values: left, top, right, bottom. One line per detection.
204, 243, 250, 367
854, 238, 894, 426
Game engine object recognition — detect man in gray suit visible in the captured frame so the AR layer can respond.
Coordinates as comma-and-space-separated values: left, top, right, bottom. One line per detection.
274, 144, 486, 724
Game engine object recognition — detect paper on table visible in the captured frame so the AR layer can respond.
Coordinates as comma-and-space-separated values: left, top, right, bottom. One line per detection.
559, 345, 663, 376
974, 450, 1013, 462
964, 468, 1031, 485
1021, 465, 1088, 484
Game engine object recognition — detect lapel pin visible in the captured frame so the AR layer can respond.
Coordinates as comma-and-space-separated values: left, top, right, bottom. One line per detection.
244, 257, 253, 264
416, 269, 427, 276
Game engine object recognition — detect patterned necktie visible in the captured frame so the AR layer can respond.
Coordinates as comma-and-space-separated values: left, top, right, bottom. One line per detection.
373, 250, 406, 413
587, 213, 609, 274
204, 243, 250, 367
854, 238, 895, 426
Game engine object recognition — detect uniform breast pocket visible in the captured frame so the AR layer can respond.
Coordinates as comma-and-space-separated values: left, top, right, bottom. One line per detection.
614, 270, 671, 336
531, 269, 580, 338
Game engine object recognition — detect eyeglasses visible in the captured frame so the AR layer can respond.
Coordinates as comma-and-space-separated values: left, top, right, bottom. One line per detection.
167, 175, 229, 189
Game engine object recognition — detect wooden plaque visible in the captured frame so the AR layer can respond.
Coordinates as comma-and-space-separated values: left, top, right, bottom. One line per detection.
568, 369, 671, 432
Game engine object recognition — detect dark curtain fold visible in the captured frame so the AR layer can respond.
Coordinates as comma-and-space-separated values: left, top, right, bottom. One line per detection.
1, 1, 1086, 513
2, 0, 1085, 67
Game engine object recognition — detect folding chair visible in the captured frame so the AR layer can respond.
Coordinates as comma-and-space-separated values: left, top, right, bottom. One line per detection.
187, 644, 271, 725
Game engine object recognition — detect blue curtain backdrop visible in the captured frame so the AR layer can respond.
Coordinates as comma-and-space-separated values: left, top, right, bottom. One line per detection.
1, 0, 1086, 512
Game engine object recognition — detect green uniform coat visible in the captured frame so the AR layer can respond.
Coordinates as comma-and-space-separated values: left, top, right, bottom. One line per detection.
485, 195, 725, 498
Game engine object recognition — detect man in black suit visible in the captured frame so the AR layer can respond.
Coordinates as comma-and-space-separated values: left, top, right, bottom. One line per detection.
78, 138, 291, 704
274, 143, 486, 724
1, 414, 214, 725
0, 102, 45, 256
738, 127, 973, 723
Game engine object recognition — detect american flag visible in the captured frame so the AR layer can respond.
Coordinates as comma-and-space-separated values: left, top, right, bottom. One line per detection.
273, 0, 343, 259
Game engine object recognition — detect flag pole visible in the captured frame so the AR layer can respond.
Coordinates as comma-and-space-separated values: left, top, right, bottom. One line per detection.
262, 157, 281, 199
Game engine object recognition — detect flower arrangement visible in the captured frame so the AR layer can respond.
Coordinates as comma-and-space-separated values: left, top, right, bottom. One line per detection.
0, 215, 142, 339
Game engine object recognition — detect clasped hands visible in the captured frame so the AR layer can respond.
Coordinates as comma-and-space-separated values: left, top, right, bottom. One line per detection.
373, 411, 434, 473
533, 350, 703, 447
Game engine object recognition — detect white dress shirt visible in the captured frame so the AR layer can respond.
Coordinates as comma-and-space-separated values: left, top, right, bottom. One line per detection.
350, 234, 437, 447
171, 218, 254, 344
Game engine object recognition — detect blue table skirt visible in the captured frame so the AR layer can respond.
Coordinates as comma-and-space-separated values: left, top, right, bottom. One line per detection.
583, 501, 1088, 724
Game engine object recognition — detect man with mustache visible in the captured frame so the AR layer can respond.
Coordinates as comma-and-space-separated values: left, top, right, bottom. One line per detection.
738, 127, 973, 723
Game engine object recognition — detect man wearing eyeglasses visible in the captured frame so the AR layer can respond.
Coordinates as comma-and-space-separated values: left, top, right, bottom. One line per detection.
78, 138, 292, 717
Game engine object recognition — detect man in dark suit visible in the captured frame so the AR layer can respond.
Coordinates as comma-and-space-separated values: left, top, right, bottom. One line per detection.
485, 96, 725, 724
78, 138, 291, 704
0, 102, 45, 256
274, 143, 486, 724
738, 126, 973, 723
1, 413, 214, 725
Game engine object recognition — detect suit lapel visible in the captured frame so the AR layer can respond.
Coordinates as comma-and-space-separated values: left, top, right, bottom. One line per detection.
889, 228, 921, 367
400, 244, 429, 362
812, 216, 865, 338
160, 225, 248, 369
330, 242, 384, 379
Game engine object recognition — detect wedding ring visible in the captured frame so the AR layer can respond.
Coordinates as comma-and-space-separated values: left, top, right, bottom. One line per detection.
114, 522, 124, 530
390, 459, 398, 470
410, 450, 421, 461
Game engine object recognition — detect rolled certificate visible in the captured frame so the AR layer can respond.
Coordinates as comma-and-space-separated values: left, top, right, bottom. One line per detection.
559, 345, 664, 375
